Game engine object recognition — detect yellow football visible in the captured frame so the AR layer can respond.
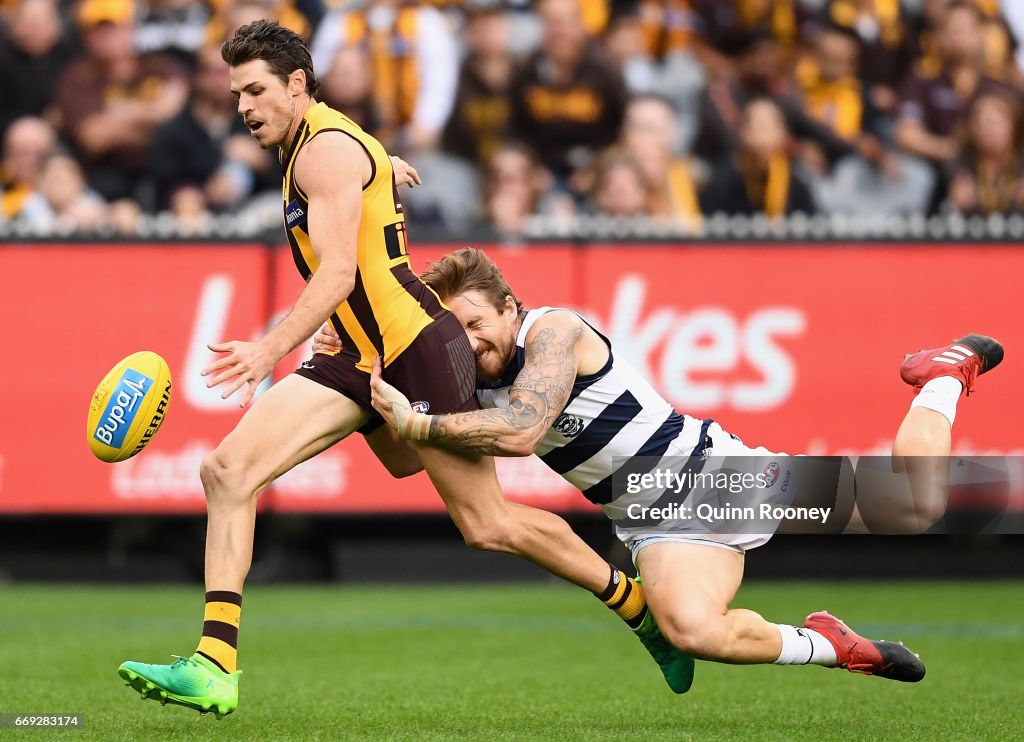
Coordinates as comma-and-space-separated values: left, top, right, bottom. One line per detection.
87, 351, 172, 463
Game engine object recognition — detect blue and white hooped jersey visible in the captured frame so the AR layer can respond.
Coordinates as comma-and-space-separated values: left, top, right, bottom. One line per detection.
476, 307, 713, 509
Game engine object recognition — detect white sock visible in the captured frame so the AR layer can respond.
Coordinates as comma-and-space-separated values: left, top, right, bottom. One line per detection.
773, 624, 838, 666
910, 376, 964, 427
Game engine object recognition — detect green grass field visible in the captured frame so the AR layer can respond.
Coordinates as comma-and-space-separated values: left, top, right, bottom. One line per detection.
1, 581, 1021, 741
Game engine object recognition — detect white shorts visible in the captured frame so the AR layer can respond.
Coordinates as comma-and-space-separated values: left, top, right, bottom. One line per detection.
611, 421, 789, 559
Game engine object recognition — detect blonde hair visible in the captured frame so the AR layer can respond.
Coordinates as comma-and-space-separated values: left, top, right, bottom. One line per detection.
421, 248, 522, 313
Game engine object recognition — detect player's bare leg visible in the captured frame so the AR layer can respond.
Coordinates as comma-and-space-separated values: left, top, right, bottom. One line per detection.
413, 443, 613, 591
201, 375, 371, 593
637, 542, 778, 662
119, 375, 371, 716
412, 443, 695, 693
856, 334, 1004, 534
637, 541, 925, 681
364, 424, 424, 479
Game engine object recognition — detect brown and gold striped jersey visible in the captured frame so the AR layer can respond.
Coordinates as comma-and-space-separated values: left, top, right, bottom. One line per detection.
281, 101, 444, 371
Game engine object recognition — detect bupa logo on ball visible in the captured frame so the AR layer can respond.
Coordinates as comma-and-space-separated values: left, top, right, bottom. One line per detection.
93, 370, 153, 448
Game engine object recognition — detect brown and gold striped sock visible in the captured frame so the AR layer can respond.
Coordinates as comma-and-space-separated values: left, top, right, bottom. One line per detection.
196, 590, 242, 674
596, 565, 648, 630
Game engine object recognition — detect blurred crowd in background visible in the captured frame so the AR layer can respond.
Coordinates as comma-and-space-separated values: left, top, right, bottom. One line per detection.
3, 0, 1024, 237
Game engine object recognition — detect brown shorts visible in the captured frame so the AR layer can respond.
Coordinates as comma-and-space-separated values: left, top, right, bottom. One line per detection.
293, 311, 479, 434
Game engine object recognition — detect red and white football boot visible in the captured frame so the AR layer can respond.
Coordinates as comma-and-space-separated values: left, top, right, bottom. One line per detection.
900, 334, 1004, 397
804, 611, 926, 682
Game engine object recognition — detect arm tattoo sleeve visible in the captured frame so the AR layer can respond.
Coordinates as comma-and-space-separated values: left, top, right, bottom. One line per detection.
427, 324, 583, 456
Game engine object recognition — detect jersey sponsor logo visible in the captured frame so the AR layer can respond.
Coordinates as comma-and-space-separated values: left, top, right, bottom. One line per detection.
94, 370, 153, 448
763, 462, 780, 487
285, 200, 307, 228
411, 400, 430, 413
552, 413, 584, 438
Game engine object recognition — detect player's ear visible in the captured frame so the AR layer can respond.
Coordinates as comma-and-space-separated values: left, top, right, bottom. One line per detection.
503, 295, 516, 316
288, 69, 306, 96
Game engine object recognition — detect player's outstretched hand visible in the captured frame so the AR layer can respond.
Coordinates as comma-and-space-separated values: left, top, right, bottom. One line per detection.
201, 340, 276, 408
390, 155, 422, 188
312, 322, 342, 355
370, 356, 430, 440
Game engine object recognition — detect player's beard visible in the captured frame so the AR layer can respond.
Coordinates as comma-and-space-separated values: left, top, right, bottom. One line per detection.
475, 334, 515, 383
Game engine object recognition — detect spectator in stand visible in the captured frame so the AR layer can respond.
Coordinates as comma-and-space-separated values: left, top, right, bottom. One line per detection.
895, 1, 1013, 209
1, 116, 56, 221
18, 149, 108, 232
0, 0, 77, 137
692, 31, 783, 163
52, 0, 189, 205
911, 0, 952, 70
799, 24, 935, 215
979, 12, 1023, 88
618, 94, 702, 226
480, 141, 573, 237
692, 0, 817, 74
107, 197, 144, 235
205, 0, 313, 45
693, 30, 853, 170
319, 45, 379, 133
824, 0, 915, 125
148, 43, 276, 212
168, 184, 212, 234
700, 97, 817, 216
796, 23, 864, 147
913, 0, 1020, 85
310, 0, 458, 152
508, 0, 628, 183
204, 0, 282, 46
135, 0, 212, 69
588, 147, 654, 218
637, 0, 698, 61
948, 88, 1024, 215
441, 4, 513, 166
603, 5, 661, 94
621, 2, 707, 153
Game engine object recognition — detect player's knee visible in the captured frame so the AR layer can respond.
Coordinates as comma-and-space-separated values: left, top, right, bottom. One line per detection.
380, 458, 424, 479
200, 449, 250, 500
460, 519, 516, 553
656, 608, 723, 658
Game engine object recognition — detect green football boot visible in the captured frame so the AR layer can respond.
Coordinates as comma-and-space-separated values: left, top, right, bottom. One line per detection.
118, 653, 240, 719
634, 610, 696, 694
632, 574, 695, 694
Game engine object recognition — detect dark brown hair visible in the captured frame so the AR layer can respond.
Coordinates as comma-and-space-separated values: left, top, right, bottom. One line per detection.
221, 19, 319, 96
959, 86, 1024, 162
420, 247, 522, 313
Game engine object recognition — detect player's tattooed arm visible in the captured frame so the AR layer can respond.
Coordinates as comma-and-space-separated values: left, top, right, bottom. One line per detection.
427, 317, 584, 456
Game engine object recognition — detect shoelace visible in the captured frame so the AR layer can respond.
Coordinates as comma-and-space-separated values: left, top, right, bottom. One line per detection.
962, 358, 981, 397
169, 655, 193, 669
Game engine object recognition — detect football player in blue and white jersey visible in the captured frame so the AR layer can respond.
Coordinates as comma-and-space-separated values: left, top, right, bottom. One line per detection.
320, 247, 1001, 685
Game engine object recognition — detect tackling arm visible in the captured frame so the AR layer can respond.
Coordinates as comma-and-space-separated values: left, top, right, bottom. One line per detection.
374, 313, 585, 456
